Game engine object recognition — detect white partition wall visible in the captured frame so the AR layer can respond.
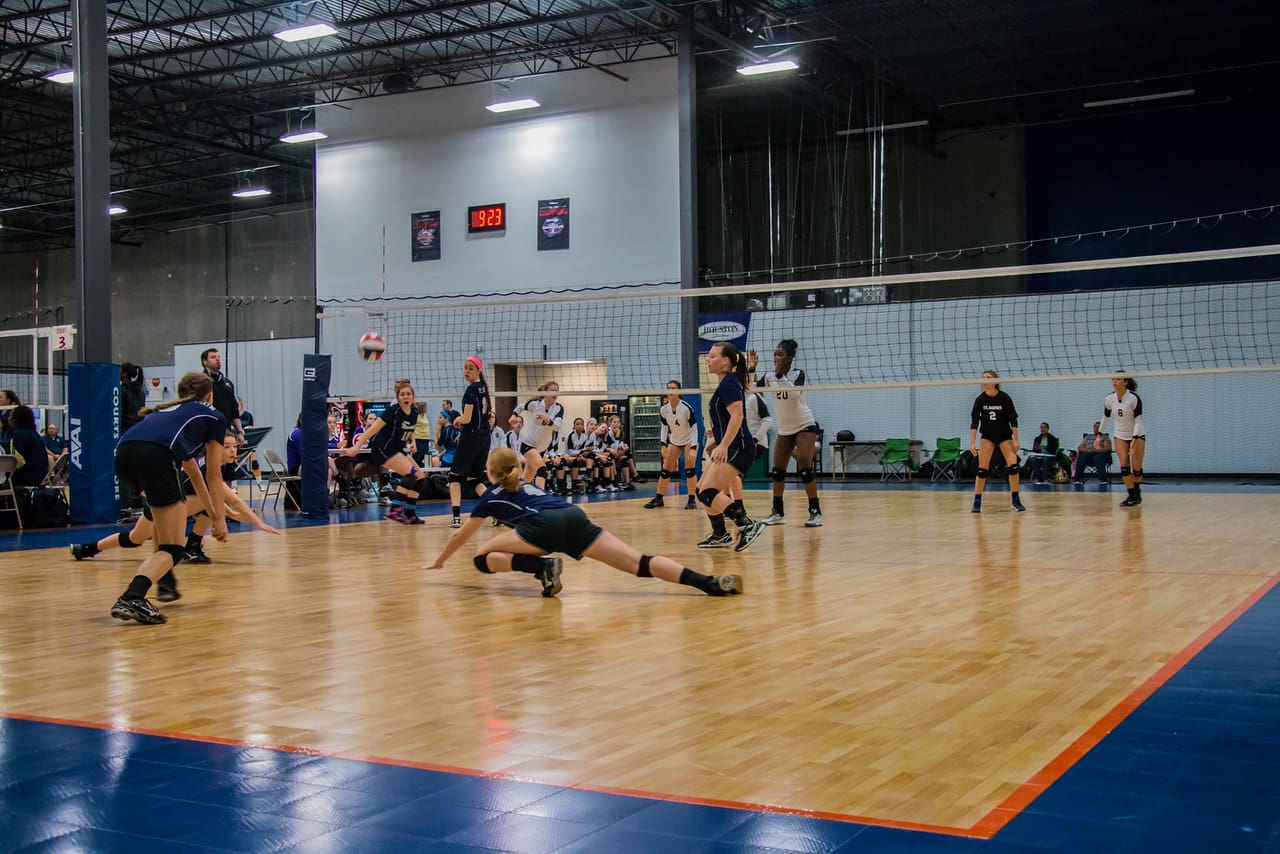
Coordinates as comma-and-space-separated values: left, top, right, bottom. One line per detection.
315, 59, 680, 300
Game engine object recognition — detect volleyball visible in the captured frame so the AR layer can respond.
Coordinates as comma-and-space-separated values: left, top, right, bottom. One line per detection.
357, 332, 386, 362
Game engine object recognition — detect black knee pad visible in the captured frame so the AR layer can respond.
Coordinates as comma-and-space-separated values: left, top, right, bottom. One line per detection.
638, 555, 653, 578
770, 467, 787, 483
447, 471, 464, 484
194, 509, 208, 518
1120, 466, 1132, 477
473, 554, 494, 573
684, 467, 696, 480
661, 469, 679, 481
141, 498, 153, 521
976, 467, 990, 479
159, 544, 185, 566
697, 488, 719, 508
411, 475, 430, 495
1133, 469, 1143, 477
118, 531, 141, 549
535, 466, 549, 481
799, 468, 815, 484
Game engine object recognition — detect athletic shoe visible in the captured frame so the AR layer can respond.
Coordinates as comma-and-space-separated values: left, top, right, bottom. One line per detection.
155, 580, 181, 603
405, 512, 425, 525
450, 516, 463, 529
804, 510, 823, 528
537, 557, 564, 598
386, 506, 405, 522
110, 596, 167, 625
685, 496, 698, 510
184, 546, 212, 565
1011, 498, 1026, 512
971, 502, 981, 514
710, 574, 743, 596
633, 475, 647, 483
643, 496, 664, 509
761, 512, 785, 526
697, 532, 734, 549
1119, 495, 1142, 507
734, 520, 765, 553
622, 483, 636, 492
70, 543, 96, 561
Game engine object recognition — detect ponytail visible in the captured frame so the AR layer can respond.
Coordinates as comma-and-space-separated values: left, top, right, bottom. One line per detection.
486, 447, 522, 491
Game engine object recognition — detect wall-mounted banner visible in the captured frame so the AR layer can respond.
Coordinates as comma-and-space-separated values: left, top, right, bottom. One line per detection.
411, 210, 441, 262
696, 312, 751, 354
537, 198, 570, 251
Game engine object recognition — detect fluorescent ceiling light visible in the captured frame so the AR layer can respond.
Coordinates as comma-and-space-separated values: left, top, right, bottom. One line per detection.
485, 98, 540, 113
108, 205, 127, 215
836, 119, 929, 137
736, 59, 799, 76
279, 130, 328, 144
45, 69, 75, 84
1083, 89, 1195, 108
232, 187, 272, 199
544, 359, 592, 365
273, 22, 338, 42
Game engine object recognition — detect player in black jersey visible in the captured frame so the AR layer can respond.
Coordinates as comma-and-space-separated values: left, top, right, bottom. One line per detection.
696, 342, 765, 552
107, 372, 229, 624
347, 379, 427, 524
447, 355, 494, 527
422, 448, 742, 597
969, 370, 1025, 513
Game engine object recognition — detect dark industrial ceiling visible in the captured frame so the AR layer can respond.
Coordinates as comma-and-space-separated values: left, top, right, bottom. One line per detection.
2, 0, 1277, 252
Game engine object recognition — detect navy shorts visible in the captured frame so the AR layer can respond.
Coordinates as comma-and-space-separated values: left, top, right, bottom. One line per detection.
115, 442, 185, 508
514, 505, 604, 560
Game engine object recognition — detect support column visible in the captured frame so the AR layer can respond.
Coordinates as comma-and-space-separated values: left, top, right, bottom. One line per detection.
72, 0, 112, 362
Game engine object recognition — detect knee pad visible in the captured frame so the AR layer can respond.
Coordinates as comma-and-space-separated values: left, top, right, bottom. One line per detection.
770, 467, 787, 483
411, 475, 430, 495
684, 467, 696, 480
447, 471, 464, 484
975, 467, 990, 479
1133, 469, 1143, 478
194, 509, 208, 519
1120, 466, 1132, 477
661, 469, 679, 481
473, 554, 494, 574
141, 498, 153, 521
697, 488, 719, 508
535, 466, 549, 481
799, 468, 815, 484
159, 544, 185, 566
118, 531, 141, 549
638, 555, 653, 578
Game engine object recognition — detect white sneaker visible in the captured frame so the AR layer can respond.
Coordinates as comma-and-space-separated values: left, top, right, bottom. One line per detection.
804, 510, 823, 528
761, 513, 785, 526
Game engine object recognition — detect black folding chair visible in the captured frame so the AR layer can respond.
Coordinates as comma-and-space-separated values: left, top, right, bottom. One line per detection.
236, 426, 272, 502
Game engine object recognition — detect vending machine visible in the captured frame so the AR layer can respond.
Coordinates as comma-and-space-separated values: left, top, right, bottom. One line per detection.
627, 395, 663, 474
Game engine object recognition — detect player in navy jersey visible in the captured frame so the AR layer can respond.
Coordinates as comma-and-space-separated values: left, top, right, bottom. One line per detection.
645, 380, 700, 509
422, 448, 742, 597
696, 341, 765, 552
747, 339, 823, 527
107, 372, 229, 624
347, 379, 427, 524
969, 369, 1025, 513
447, 355, 494, 527
1101, 371, 1146, 506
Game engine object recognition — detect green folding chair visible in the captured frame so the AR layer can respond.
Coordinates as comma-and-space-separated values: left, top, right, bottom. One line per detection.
880, 438, 913, 481
930, 437, 962, 482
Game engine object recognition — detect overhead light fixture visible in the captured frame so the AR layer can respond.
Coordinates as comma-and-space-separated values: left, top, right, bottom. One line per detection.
108, 205, 127, 215
736, 59, 799, 76
232, 187, 272, 199
45, 69, 75, 84
836, 119, 929, 137
272, 22, 338, 42
485, 98, 540, 114
279, 129, 328, 144
1083, 89, 1195, 108
544, 359, 592, 365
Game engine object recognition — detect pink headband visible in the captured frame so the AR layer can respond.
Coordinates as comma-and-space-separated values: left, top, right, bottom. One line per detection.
466, 355, 483, 371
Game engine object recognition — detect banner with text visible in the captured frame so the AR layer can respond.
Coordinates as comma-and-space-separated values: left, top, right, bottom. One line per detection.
411, 210, 441, 262
696, 312, 751, 354
537, 198, 570, 251
68, 362, 121, 524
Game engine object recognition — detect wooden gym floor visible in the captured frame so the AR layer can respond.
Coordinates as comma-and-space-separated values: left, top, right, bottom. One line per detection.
1, 483, 1278, 851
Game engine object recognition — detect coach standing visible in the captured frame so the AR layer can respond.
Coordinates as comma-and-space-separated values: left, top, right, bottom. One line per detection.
201, 348, 244, 443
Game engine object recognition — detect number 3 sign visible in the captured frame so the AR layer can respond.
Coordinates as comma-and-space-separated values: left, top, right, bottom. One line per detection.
52, 325, 75, 351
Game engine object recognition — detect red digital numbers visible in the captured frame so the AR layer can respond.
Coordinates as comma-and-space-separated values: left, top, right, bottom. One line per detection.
468, 203, 506, 232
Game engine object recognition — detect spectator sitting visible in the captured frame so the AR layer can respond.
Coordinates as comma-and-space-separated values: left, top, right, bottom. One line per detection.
433, 404, 460, 467
0, 389, 20, 455
1073, 422, 1113, 485
1027, 422, 1060, 484
42, 423, 69, 466
7, 405, 49, 487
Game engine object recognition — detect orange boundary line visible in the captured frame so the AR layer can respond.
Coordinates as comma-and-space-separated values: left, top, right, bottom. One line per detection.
4, 571, 1277, 841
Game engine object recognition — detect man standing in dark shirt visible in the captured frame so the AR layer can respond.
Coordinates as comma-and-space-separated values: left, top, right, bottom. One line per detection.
201, 348, 243, 443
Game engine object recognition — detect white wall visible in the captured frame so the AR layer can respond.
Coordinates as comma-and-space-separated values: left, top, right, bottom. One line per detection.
173, 339, 314, 462
315, 59, 680, 300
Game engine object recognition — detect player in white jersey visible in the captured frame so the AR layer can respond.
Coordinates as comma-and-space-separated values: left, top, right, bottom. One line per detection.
515, 382, 564, 489
645, 380, 701, 510
560, 417, 594, 494
1100, 371, 1146, 506
747, 339, 823, 527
